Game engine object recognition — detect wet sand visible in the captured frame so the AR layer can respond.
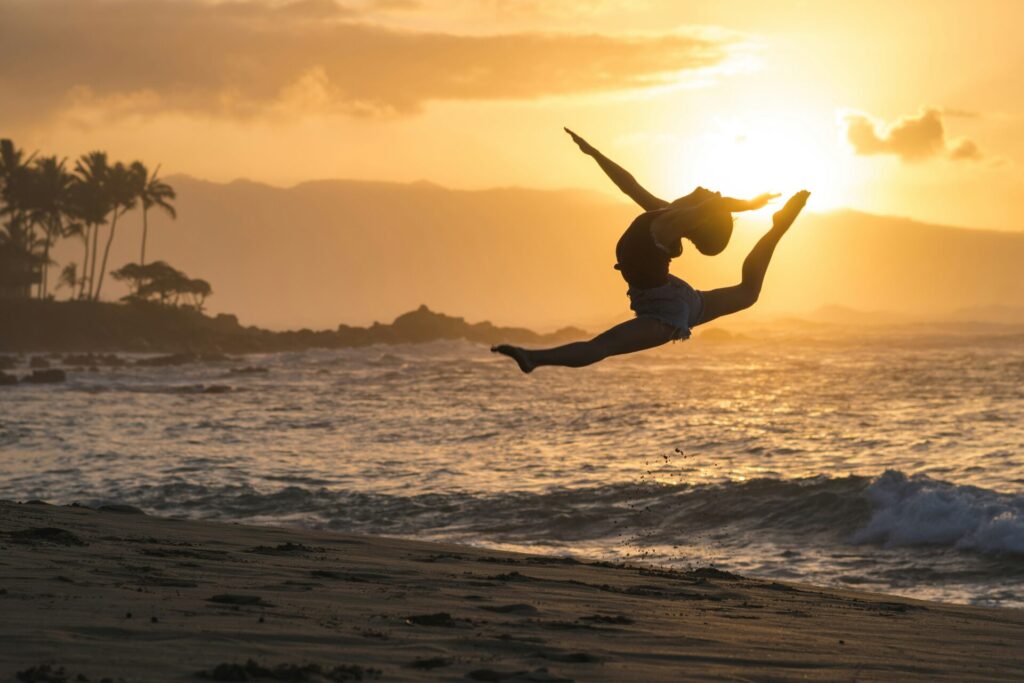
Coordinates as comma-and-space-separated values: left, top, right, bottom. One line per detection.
1, 500, 1022, 682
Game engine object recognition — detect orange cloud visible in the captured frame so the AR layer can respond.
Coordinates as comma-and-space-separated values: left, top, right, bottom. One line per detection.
0, 0, 736, 125
948, 138, 981, 161
842, 108, 983, 163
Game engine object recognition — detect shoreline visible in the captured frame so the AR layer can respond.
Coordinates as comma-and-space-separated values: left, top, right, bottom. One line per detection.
3, 298, 1024, 357
2, 501, 1022, 681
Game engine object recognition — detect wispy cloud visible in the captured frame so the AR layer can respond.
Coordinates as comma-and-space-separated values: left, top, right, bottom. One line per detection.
0, 0, 739, 125
841, 107, 983, 163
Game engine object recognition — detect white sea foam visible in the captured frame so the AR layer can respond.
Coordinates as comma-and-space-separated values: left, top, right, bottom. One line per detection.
852, 470, 1024, 555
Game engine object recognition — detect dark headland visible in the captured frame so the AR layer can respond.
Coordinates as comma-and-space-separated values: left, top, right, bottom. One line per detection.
0, 300, 585, 354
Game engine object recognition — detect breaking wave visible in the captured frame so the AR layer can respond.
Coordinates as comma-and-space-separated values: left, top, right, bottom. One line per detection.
95, 470, 1024, 559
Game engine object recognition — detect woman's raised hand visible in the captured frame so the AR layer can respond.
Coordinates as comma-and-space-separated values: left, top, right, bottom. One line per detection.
772, 191, 810, 232
748, 192, 782, 210
564, 127, 597, 156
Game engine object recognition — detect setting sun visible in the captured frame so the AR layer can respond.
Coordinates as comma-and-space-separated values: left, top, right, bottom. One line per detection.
661, 110, 845, 209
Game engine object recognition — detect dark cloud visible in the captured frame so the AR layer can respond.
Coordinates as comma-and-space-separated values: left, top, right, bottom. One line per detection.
949, 138, 981, 161
0, 0, 734, 124
842, 108, 983, 163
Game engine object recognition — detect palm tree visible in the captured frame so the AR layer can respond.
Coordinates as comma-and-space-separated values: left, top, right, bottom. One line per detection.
58, 217, 88, 300
4, 140, 184, 302
27, 156, 77, 298
0, 139, 31, 204
73, 151, 111, 300
66, 179, 100, 300
0, 139, 36, 251
93, 161, 138, 301
0, 139, 44, 298
56, 263, 79, 295
130, 162, 176, 266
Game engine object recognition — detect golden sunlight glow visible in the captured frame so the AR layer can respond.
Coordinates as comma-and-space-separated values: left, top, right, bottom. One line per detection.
663, 110, 845, 209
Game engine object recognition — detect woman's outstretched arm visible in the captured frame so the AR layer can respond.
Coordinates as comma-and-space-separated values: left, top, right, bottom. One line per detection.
564, 128, 669, 211
698, 191, 810, 325
719, 192, 782, 212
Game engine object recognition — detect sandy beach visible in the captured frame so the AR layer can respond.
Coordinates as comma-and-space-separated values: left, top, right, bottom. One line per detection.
1, 500, 1021, 682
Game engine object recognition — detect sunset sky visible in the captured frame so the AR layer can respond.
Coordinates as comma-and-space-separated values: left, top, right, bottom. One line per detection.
3, 0, 1023, 232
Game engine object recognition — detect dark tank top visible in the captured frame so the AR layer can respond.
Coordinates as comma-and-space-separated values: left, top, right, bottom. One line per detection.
615, 210, 679, 290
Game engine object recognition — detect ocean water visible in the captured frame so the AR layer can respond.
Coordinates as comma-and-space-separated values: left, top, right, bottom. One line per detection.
2, 333, 1023, 608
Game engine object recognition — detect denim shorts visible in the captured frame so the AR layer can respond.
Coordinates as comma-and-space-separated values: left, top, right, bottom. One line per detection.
627, 275, 705, 341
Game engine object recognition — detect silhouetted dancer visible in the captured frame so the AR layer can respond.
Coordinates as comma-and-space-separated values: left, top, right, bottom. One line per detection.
491, 130, 809, 373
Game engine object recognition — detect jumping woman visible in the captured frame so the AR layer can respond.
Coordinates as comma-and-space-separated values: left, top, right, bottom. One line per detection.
491, 129, 810, 373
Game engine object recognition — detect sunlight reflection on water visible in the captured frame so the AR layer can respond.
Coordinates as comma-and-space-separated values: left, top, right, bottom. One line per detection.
1, 334, 1023, 607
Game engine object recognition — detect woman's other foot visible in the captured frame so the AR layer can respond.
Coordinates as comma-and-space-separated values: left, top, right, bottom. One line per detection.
772, 190, 810, 233
491, 345, 535, 373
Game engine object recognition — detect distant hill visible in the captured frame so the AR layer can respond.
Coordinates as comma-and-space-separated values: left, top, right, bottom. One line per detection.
49, 177, 1024, 330
0, 301, 584, 354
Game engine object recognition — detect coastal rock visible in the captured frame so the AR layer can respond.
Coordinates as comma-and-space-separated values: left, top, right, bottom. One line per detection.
28, 356, 50, 369
0, 370, 17, 386
389, 305, 468, 343
0, 355, 19, 370
383, 304, 582, 346
213, 313, 240, 329
0, 299, 581, 354
22, 369, 67, 384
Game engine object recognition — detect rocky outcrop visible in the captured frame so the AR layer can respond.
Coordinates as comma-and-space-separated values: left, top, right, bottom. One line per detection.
0, 300, 586, 354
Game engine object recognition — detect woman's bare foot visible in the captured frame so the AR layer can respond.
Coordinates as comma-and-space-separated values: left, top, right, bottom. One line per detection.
491, 344, 535, 373
772, 190, 810, 233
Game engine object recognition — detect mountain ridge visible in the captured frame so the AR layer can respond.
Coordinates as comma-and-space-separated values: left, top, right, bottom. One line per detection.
46, 176, 1024, 330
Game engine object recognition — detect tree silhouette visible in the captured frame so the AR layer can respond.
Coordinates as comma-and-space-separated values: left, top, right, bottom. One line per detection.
0, 139, 36, 253
112, 260, 212, 311
25, 156, 79, 298
1, 139, 178, 302
93, 161, 138, 301
73, 151, 112, 300
131, 162, 177, 266
0, 139, 43, 297
56, 263, 79, 295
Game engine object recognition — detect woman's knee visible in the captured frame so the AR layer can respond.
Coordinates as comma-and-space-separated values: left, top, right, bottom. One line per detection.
579, 341, 611, 365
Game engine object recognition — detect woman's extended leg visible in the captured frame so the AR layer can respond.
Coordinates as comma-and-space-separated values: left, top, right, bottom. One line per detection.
492, 317, 676, 373
698, 190, 809, 325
